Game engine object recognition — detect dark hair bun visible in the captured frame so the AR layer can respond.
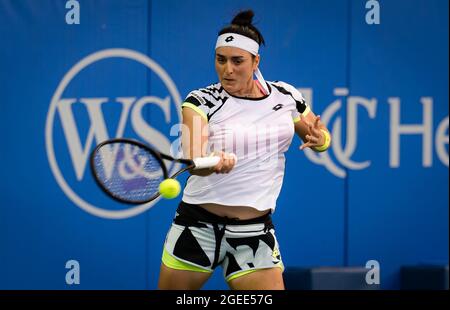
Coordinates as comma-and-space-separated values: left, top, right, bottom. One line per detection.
219, 9, 265, 46
231, 10, 254, 26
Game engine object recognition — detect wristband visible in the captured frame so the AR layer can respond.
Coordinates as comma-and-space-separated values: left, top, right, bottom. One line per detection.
313, 129, 331, 152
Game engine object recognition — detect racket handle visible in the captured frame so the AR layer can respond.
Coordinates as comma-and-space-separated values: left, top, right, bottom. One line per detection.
192, 153, 237, 170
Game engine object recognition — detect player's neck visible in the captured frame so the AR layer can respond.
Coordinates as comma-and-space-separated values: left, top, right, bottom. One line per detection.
233, 80, 263, 98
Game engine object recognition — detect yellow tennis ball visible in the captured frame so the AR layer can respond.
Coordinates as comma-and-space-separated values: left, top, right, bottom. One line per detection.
159, 178, 181, 199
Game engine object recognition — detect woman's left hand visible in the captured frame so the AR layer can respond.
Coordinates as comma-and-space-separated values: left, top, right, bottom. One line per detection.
299, 114, 325, 150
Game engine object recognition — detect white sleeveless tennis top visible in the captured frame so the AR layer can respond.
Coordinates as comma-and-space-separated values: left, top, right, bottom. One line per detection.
181, 81, 310, 212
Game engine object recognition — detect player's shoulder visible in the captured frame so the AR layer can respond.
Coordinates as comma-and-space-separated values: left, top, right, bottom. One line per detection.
269, 80, 306, 102
185, 82, 227, 106
183, 83, 230, 119
269, 80, 293, 87
188, 82, 225, 97
269, 80, 299, 94
201, 82, 224, 93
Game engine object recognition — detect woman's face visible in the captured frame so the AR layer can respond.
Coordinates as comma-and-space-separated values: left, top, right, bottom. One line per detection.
215, 46, 259, 94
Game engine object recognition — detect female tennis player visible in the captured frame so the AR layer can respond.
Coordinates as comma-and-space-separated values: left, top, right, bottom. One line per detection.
158, 10, 331, 290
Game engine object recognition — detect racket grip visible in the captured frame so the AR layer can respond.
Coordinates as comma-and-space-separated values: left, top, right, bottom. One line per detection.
192, 156, 220, 169
192, 153, 237, 170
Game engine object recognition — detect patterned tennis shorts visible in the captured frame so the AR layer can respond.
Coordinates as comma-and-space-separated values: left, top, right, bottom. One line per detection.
162, 201, 284, 281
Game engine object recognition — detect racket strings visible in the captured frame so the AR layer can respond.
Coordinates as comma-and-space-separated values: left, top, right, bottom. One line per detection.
93, 143, 165, 203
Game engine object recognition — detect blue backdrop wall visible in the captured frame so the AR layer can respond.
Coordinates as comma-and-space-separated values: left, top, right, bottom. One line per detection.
0, 0, 448, 289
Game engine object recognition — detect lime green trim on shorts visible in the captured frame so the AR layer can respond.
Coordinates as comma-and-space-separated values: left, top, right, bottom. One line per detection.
226, 262, 285, 282
162, 248, 212, 273
227, 269, 259, 282
181, 102, 208, 122
293, 116, 301, 123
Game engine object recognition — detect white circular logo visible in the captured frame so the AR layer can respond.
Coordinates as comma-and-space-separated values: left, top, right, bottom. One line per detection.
45, 48, 182, 219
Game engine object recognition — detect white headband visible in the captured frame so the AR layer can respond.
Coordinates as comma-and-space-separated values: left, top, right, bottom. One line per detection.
215, 33, 259, 55
215, 33, 269, 95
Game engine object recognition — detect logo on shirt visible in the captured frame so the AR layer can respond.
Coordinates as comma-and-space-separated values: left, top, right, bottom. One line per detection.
272, 104, 283, 111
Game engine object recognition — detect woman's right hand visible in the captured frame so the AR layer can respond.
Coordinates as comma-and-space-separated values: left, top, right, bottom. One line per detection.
211, 151, 236, 174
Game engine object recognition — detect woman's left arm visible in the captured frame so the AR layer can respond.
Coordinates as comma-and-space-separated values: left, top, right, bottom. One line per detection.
294, 111, 331, 152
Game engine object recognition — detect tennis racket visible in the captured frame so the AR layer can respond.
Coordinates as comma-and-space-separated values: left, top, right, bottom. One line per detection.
90, 138, 230, 204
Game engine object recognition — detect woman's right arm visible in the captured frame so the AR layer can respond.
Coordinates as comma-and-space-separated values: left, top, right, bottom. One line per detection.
181, 107, 235, 176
